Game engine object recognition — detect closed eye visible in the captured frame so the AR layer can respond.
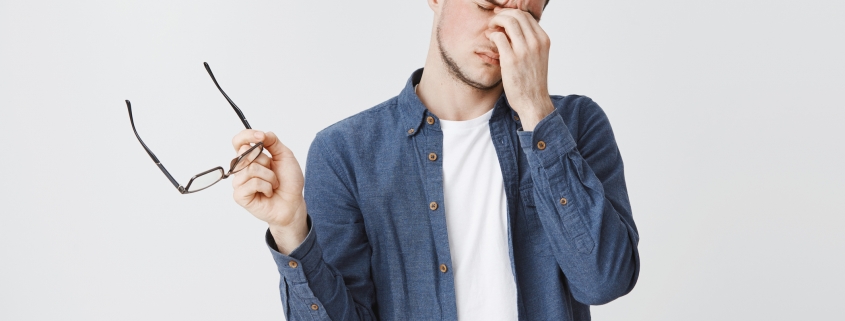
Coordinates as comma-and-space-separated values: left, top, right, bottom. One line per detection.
477, 4, 493, 11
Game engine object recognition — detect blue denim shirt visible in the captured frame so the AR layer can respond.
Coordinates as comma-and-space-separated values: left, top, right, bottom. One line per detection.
265, 69, 640, 320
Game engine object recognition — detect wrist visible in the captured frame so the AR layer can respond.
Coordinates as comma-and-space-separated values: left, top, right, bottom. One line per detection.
269, 207, 309, 255
518, 98, 554, 131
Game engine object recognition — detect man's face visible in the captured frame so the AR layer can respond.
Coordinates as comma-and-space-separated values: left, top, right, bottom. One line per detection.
436, 0, 545, 90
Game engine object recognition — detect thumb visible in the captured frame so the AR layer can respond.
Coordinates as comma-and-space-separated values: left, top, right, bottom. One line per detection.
262, 131, 294, 161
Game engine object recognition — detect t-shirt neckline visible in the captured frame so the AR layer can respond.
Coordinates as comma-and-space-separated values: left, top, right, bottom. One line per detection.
439, 108, 495, 131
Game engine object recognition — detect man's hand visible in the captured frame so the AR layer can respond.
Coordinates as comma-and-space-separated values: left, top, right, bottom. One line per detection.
232, 129, 308, 254
486, 7, 555, 131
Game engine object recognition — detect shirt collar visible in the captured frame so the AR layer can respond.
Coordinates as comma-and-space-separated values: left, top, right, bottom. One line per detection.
398, 68, 519, 137
398, 68, 428, 136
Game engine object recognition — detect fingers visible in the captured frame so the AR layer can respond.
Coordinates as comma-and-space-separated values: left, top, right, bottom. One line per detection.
233, 176, 275, 202
489, 8, 549, 54
232, 129, 265, 152
488, 31, 514, 64
232, 162, 280, 191
261, 131, 293, 160
489, 13, 528, 52
232, 129, 291, 165
232, 130, 298, 193
232, 129, 290, 158
253, 152, 271, 167
237, 144, 272, 167
495, 7, 547, 41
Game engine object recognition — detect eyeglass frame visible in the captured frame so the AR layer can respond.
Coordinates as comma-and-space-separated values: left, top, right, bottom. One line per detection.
125, 62, 263, 194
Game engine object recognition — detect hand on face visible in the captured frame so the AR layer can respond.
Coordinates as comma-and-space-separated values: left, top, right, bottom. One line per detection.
486, 6, 554, 130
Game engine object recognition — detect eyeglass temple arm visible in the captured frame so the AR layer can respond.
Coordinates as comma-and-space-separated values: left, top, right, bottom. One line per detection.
125, 100, 184, 192
203, 62, 252, 129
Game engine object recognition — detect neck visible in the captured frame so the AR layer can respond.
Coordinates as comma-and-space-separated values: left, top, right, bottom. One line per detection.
416, 39, 503, 121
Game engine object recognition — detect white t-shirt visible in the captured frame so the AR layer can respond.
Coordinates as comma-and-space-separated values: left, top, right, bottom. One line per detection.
440, 108, 518, 320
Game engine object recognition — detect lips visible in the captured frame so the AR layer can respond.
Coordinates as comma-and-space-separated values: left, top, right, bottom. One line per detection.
476, 51, 500, 65
477, 51, 500, 60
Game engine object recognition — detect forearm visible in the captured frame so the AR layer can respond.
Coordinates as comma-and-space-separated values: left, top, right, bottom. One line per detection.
266, 218, 375, 321
518, 108, 640, 305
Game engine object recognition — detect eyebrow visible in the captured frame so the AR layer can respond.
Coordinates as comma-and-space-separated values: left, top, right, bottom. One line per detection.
483, 0, 540, 20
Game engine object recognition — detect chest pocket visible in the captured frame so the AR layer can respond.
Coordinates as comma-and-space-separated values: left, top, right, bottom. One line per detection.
519, 185, 552, 256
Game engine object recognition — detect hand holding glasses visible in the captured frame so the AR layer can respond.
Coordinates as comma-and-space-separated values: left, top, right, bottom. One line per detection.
125, 62, 264, 194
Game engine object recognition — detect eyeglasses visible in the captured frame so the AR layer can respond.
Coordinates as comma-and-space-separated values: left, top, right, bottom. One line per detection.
125, 62, 263, 194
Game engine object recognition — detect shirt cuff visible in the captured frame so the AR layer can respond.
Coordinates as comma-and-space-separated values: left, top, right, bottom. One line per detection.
517, 110, 578, 168
265, 215, 323, 283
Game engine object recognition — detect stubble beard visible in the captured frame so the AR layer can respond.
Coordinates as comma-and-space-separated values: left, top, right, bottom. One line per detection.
436, 23, 501, 91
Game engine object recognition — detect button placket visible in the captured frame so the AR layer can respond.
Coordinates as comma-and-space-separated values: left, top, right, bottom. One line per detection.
413, 120, 454, 296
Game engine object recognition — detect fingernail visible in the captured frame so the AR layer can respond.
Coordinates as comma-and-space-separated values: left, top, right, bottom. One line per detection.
253, 131, 263, 138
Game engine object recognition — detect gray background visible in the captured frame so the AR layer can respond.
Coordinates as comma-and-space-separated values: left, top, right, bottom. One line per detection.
1, 0, 843, 320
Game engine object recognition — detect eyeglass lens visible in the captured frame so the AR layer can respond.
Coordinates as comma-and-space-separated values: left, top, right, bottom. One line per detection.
185, 143, 263, 193
231, 143, 264, 174
186, 168, 225, 193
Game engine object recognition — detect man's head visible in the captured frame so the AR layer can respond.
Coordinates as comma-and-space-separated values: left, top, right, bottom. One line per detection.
430, 0, 548, 91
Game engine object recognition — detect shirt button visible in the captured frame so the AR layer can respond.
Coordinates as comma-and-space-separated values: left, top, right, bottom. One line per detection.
310, 304, 319, 310
439, 264, 448, 273
429, 201, 438, 210
428, 152, 437, 161
560, 197, 568, 205
513, 115, 520, 121
408, 128, 415, 134
288, 260, 298, 268
537, 141, 546, 150
427, 116, 435, 125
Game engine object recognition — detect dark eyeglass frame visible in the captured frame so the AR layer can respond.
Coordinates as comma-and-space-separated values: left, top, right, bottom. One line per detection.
125, 62, 263, 194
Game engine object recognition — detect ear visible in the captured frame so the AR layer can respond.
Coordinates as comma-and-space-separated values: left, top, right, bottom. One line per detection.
428, 0, 442, 14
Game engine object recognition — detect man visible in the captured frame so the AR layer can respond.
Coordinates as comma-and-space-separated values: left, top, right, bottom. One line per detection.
230, 0, 639, 319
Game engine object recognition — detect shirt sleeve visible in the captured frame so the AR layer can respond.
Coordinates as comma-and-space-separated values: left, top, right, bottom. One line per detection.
264, 134, 377, 321
516, 96, 640, 305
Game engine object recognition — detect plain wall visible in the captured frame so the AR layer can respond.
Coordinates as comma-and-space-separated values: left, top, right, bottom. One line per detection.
1, 0, 843, 320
